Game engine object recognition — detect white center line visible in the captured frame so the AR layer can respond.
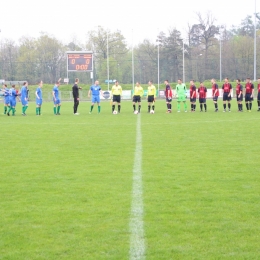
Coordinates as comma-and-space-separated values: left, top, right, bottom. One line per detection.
129, 115, 145, 260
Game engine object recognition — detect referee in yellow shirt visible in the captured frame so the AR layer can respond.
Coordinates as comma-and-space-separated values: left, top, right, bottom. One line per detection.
147, 80, 156, 112
132, 82, 144, 113
111, 81, 122, 113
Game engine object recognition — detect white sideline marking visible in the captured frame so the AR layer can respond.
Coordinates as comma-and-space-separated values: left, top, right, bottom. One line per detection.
129, 115, 145, 260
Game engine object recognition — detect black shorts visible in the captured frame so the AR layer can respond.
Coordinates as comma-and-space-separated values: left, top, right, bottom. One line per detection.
190, 98, 196, 102
113, 95, 121, 103
147, 95, 155, 103
166, 97, 172, 103
213, 96, 218, 102
223, 93, 231, 101
133, 95, 141, 103
73, 97, 79, 103
199, 98, 206, 103
236, 94, 243, 102
245, 93, 253, 102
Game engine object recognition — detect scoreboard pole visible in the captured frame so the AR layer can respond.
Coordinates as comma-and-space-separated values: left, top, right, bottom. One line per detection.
107, 29, 109, 91
66, 57, 69, 85
132, 29, 134, 91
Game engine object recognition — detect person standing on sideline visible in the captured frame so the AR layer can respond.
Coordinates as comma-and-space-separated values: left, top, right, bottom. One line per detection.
2, 84, 10, 114
244, 78, 254, 112
35, 81, 43, 116
7, 85, 18, 116
222, 78, 232, 112
132, 82, 144, 113
111, 81, 122, 113
257, 78, 260, 111
147, 80, 156, 113
164, 80, 172, 113
88, 80, 103, 114
72, 78, 82, 115
211, 78, 219, 112
175, 79, 187, 112
189, 80, 197, 112
52, 81, 61, 115
236, 79, 243, 112
21, 82, 29, 116
198, 82, 207, 112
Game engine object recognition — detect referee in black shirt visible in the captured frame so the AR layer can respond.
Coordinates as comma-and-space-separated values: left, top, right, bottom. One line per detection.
72, 78, 82, 115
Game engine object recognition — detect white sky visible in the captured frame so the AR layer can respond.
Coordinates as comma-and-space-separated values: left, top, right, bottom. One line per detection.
0, 0, 258, 46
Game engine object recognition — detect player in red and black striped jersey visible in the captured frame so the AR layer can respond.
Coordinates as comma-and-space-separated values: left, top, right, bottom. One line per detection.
236, 79, 243, 112
198, 82, 207, 112
222, 78, 232, 112
244, 78, 254, 112
257, 78, 260, 111
211, 78, 219, 112
164, 80, 173, 113
189, 80, 196, 112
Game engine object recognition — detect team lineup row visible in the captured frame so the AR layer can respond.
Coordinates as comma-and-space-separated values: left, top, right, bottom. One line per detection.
1, 77, 260, 116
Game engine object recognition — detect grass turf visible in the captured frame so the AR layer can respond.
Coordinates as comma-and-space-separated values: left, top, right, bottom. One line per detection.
0, 99, 260, 259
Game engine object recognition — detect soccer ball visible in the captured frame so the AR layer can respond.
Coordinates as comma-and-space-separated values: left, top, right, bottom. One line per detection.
150, 110, 155, 114
113, 110, 118, 114
134, 110, 139, 114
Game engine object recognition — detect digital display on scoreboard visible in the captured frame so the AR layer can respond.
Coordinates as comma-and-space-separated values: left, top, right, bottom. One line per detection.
67, 52, 93, 72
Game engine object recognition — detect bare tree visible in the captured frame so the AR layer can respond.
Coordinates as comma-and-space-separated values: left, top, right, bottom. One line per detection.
191, 12, 220, 80
135, 39, 157, 83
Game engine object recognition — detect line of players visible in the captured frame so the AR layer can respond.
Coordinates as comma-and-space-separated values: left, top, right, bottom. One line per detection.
1, 79, 156, 115
1, 80, 54, 116
190, 78, 260, 112
108, 77, 260, 114
1, 77, 260, 116
1, 82, 29, 116
1, 79, 64, 116
164, 77, 260, 113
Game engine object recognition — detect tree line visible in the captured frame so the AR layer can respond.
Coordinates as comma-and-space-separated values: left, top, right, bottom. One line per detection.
0, 12, 259, 85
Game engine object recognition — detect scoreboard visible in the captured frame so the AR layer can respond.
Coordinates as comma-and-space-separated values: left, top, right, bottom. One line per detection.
67, 51, 93, 72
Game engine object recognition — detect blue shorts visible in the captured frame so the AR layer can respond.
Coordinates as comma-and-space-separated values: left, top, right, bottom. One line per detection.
21, 98, 28, 106
53, 98, 61, 105
92, 95, 100, 103
10, 99, 16, 107
4, 97, 10, 105
36, 99, 42, 106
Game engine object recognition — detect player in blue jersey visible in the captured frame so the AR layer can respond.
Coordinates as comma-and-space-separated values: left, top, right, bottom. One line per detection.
35, 81, 43, 115
88, 80, 103, 114
52, 80, 61, 115
21, 82, 29, 116
7, 85, 18, 116
2, 84, 10, 114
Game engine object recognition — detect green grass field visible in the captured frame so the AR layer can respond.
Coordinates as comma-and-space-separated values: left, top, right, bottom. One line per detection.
1, 100, 260, 259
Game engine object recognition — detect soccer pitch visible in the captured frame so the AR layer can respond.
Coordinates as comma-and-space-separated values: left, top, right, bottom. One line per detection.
1, 100, 260, 260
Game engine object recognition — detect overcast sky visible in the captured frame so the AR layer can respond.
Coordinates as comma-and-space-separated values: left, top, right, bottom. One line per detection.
0, 0, 258, 46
